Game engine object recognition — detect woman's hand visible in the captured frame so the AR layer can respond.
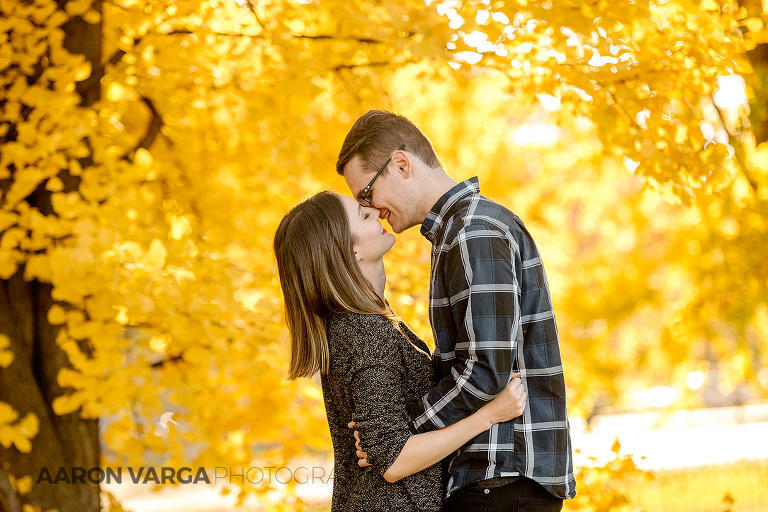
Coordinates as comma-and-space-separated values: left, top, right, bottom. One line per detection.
480, 372, 527, 426
347, 421, 371, 467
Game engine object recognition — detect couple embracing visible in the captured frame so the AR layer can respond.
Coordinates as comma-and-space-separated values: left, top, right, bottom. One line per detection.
274, 110, 576, 511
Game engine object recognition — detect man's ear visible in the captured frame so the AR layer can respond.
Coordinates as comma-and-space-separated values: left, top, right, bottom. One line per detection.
391, 149, 411, 178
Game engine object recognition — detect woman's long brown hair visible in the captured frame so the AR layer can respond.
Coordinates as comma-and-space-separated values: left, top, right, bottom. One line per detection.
273, 191, 399, 379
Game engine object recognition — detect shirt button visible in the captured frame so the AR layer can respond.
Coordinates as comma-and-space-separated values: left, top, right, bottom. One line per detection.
484, 488, 490, 494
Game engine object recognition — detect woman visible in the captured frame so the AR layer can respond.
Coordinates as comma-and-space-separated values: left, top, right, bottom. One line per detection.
274, 191, 527, 512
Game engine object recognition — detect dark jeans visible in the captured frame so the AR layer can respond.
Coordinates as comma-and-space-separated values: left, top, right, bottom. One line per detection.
442, 477, 564, 512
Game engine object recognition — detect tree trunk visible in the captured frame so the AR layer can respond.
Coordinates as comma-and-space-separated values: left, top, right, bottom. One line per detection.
748, 43, 768, 145
0, 4, 103, 512
739, 0, 768, 144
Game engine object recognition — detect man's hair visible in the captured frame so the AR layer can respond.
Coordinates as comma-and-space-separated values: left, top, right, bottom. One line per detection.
336, 110, 441, 176
273, 191, 400, 379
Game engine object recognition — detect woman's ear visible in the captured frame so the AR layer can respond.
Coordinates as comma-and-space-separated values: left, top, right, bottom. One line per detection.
353, 248, 362, 262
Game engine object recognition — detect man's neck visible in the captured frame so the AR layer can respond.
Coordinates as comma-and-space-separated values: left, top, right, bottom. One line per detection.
418, 171, 458, 223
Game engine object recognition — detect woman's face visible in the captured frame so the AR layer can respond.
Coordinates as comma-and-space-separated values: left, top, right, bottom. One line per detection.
339, 194, 396, 263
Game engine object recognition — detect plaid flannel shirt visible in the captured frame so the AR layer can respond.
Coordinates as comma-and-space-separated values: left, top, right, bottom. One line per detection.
408, 177, 576, 499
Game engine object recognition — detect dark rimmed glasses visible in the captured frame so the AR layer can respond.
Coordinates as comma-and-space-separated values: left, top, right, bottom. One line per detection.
356, 145, 406, 207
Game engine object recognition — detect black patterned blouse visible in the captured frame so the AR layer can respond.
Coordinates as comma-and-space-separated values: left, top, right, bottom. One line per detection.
321, 312, 443, 512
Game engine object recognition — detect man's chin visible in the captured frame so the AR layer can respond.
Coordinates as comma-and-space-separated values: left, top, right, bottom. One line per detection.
387, 219, 403, 234
389, 216, 417, 234
389, 215, 419, 234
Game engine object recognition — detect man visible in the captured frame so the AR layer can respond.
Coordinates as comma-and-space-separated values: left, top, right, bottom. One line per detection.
336, 110, 576, 511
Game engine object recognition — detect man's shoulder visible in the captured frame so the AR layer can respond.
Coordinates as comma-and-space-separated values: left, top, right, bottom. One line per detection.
438, 194, 546, 265
445, 194, 523, 239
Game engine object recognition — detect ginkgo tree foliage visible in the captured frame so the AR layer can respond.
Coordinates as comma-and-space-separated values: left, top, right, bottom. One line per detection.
386, 62, 768, 416
0, 0, 766, 510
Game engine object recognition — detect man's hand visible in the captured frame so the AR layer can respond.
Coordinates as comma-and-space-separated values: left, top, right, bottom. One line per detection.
347, 421, 371, 467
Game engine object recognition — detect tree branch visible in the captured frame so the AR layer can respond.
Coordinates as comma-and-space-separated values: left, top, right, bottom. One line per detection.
246, 0, 266, 31
101, 29, 407, 61
331, 58, 416, 72
712, 100, 759, 192
149, 354, 183, 369
295, 34, 389, 45
133, 97, 163, 154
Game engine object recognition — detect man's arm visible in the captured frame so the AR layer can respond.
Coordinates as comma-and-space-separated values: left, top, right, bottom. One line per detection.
350, 373, 527, 481
410, 223, 521, 433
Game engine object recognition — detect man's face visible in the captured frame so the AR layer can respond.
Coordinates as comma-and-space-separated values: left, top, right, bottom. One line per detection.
342, 154, 419, 234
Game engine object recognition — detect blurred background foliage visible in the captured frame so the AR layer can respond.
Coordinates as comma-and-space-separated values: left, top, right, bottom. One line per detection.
1, 0, 767, 510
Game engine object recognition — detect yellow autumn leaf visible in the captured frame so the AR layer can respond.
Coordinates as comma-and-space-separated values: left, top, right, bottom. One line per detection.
234, 288, 264, 312
106, 82, 127, 102
17, 412, 39, 440
0, 350, 13, 368
102, 420, 132, 452
23, 254, 51, 281
13, 475, 33, 495
115, 306, 129, 325
47, 304, 67, 325
19, 85, 48, 107
0, 249, 19, 279
0, 426, 13, 449
142, 238, 167, 271
0, 402, 19, 426
45, 176, 65, 192
741, 17, 764, 33
64, 0, 92, 16
1, 227, 26, 250
68, 158, 83, 176
0, 211, 17, 232
121, 241, 143, 260
57, 367, 87, 389
168, 265, 195, 283
134, 147, 154, 168
82, 8, 100, 24
52, 391, 86, 415
11, 435, 32, 453
0, 412, 36, 453
51, 192, 88, 219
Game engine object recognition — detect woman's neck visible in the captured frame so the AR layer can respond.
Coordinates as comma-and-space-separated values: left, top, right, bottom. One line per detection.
358, 259, 386, 298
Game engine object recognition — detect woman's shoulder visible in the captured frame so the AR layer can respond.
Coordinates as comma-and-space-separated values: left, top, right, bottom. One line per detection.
327, 313, 403, 360
327, 312, 397, 335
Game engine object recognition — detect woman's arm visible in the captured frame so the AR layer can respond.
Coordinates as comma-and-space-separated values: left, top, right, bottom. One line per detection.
351, 373, 527, 483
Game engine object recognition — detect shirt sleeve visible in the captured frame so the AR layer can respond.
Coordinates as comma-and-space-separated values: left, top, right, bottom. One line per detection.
348, 318, 413, 476
410, 224, 520, 433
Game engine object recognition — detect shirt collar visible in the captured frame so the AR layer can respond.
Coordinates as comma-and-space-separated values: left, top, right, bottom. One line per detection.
420, 177, 480, 243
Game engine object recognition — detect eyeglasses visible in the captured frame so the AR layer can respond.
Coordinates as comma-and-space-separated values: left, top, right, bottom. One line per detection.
356, 145, 406, 208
